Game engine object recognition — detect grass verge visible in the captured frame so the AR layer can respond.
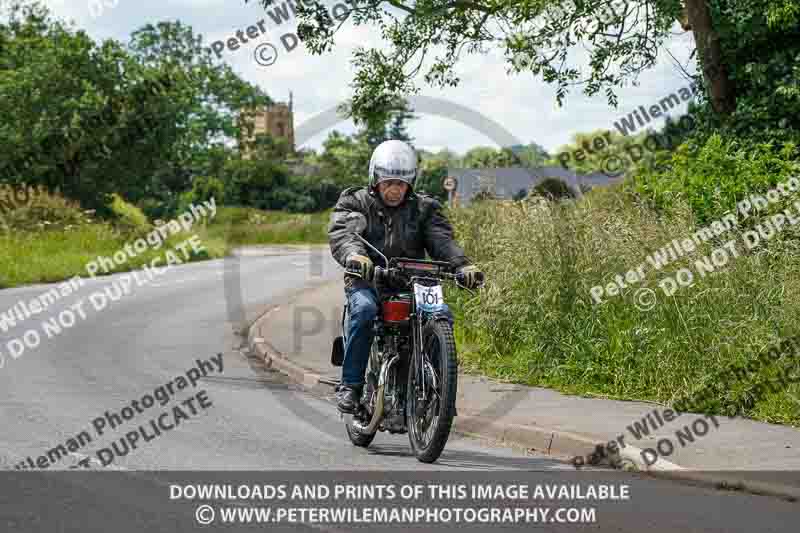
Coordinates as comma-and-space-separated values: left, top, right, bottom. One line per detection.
0, 224, 227, 288
1, 202, 327, 288
448, 187, 800, 425
206, 207, 330, 245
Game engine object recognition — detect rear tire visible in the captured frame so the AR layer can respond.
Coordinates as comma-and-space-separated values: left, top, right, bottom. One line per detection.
406, 318, 458, 463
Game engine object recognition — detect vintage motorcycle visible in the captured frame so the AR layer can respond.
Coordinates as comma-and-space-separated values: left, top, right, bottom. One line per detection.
331, 217, 483, 463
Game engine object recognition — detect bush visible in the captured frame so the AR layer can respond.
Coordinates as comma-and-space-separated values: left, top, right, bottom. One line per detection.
0, 184, 93, 232
532, 177, 576, 200
110, 193, 152, 236
631, 134, 800, 224
177, 176, 225, 215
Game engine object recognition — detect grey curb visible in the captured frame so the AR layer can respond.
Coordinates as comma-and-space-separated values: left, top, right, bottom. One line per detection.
247, 295, 800, 502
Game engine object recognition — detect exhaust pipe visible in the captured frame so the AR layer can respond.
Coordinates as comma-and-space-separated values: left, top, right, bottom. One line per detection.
354, 355, 399, 434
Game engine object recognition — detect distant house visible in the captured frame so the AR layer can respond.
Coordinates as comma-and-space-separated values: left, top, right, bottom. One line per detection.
446, 166, 620, 206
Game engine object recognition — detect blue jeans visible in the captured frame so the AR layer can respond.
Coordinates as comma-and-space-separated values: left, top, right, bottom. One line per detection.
341, 285, 453, 388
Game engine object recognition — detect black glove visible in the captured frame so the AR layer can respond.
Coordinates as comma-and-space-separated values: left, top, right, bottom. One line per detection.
457, 265, 484, 289
346, 254, 374, 281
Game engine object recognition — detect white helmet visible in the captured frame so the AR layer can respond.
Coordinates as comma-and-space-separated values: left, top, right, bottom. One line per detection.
368, 140, 418, 192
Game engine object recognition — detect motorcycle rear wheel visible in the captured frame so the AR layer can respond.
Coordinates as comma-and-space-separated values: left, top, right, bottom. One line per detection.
406, 318, 458, 463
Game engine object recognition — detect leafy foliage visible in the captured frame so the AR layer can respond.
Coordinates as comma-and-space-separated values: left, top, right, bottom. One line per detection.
110, 193, 152, 236
462, 147, 517, 168
532, 178, 576, 200
177, 176, 225, 215
631, 134, 800, 223
448, 190, 800, 424
0, 1, 191, 214
251, 0, 684, 121
691, 0, 800, 145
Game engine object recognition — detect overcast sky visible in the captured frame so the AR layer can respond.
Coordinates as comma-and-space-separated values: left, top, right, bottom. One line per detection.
37, 0, 699, 156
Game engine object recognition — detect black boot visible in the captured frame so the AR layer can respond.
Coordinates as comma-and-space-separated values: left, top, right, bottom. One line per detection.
336, 385, 361, 414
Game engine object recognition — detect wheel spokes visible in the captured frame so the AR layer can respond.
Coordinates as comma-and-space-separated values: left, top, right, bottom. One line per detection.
411, 338, 444, 449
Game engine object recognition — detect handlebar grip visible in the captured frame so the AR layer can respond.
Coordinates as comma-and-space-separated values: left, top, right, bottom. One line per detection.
373, 266, 391, 284
455, 270, 486, 288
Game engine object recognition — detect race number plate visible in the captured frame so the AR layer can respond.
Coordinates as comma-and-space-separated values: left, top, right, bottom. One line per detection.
414, 283, 445, 313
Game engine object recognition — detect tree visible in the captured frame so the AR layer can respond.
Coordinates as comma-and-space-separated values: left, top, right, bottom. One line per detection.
221, 156, 291, 210
247, 1, 704, 118
461, 147, 517, 168
318, 130, 371, 189
128, 20, 270, 145
250, 0, 800, 144
387, 103, 415, 143
512, 142, 550, 168
415, 149, 458, 201
552, 126, 677, 178
345, 96, 417, 149
127, 20, 271, 210
0, 1, 193, 214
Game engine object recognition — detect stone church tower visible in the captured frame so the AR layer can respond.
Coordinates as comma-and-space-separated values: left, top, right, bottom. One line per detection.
239, 92, 295, 157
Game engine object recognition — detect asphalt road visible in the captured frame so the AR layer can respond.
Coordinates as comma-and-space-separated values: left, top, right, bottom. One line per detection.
0, 248, 797, 532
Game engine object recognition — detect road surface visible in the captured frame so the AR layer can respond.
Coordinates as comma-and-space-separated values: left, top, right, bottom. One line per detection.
0, 248, 796, 531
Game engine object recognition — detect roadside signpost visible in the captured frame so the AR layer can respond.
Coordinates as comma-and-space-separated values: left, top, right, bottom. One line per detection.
442, 176, 457, 207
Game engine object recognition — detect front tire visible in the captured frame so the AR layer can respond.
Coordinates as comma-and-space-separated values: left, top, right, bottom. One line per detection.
345, 421, 376, 447
406, 318, 458, 463
345, 353, 379, 448
345, 385, 377, 447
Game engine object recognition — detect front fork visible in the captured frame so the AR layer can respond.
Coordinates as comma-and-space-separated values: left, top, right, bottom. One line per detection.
412, 310, 433, 416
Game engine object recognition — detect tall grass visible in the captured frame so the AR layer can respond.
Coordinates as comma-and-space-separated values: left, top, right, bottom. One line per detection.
448, 188, 800, 425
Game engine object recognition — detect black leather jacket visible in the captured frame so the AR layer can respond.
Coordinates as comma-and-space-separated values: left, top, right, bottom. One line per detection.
328, 187, 469, 284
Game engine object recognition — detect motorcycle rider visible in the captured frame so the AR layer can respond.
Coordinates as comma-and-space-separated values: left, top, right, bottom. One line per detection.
328, 139, 483, 413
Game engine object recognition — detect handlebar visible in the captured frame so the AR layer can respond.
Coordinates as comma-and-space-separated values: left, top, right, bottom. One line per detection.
374, 266, 457, 283
345, 255, 485, 289
369, 264, 484, 289
346, 233, 484, 288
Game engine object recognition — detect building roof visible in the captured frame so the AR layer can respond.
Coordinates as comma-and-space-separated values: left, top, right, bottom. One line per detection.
447, 166, 621, 204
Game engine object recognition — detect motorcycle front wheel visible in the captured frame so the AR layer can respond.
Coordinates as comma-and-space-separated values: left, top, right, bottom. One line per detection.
406, 318, 458, 463
345, 419, 376, 447
345, 382, 377, 448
